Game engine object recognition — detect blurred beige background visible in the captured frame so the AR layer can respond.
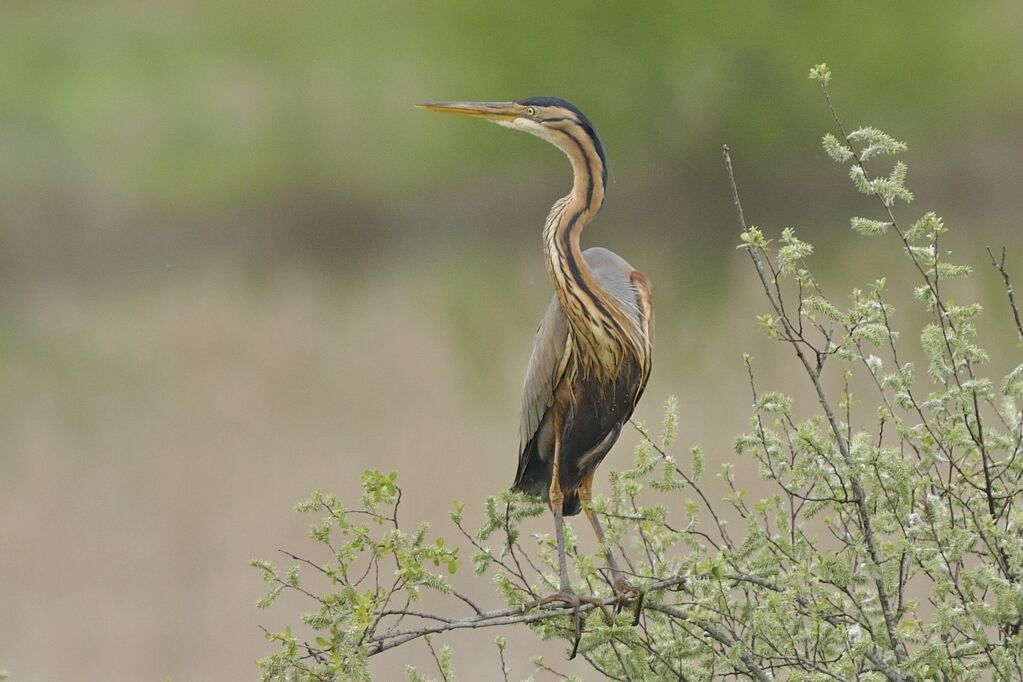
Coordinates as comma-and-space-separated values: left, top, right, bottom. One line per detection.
1, 1, 1022, 679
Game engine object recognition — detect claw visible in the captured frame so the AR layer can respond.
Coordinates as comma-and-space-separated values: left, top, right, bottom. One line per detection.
612, 578, 645, 626
522, 588, 613, 659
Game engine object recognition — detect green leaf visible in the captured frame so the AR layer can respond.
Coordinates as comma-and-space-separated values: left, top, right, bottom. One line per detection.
822, 133, 853, 162
847, 126, 907, 159
850, 217, 891, 235
1004, 364, 1023, 397
808, 63, 832, 84
907, 212, 945, 240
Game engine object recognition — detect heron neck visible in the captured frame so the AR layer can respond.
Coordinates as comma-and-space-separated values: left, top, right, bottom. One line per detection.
542, 148, 625, 372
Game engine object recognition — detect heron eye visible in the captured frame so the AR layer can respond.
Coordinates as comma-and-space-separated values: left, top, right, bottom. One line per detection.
526, 107, 536, 116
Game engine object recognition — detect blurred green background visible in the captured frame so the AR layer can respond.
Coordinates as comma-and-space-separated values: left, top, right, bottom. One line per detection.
2, 2, 1021, 679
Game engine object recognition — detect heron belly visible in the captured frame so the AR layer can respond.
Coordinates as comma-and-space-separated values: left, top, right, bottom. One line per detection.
514, 364, 641, 515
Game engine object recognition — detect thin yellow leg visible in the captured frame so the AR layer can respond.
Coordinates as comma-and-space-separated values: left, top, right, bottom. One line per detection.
578, 474, 624, 582
524, 440, 615, 654
580, 473, 644, 624
549, 430, 571, 593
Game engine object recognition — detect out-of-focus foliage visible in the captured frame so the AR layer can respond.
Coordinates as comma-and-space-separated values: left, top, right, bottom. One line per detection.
5, 5, 1023, 679
2, 1, 1021, 209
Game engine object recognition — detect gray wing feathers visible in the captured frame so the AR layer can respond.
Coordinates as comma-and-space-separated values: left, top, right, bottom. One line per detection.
593, 268, 641, 327
518, 296, 570, 453
586, 247, 643, 329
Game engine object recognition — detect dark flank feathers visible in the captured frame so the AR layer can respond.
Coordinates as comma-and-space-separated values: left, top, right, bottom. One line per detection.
514, 367, 640, 515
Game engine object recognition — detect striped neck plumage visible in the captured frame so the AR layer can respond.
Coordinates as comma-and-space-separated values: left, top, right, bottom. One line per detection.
542, 128, 632, 374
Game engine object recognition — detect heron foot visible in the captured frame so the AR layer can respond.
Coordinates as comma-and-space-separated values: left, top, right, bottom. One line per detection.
524, 588, 613, 659
611, 578, 645, 626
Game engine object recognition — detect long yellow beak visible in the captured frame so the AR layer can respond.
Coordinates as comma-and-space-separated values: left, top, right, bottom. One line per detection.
416, 101, 520, 121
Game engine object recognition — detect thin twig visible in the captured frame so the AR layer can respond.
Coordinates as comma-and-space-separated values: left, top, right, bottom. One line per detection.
988, 246, 1023, 343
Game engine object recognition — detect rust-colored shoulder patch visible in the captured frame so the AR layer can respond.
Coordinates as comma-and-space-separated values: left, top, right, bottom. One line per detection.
630, 270, 651, 293
630, 270, 653, 315
630, 270, 654, 371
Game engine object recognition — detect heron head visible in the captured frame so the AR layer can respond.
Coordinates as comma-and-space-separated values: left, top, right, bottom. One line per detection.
417, 97, 608, 187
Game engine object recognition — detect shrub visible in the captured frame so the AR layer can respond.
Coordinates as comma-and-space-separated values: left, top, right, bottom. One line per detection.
254, 65, 1023, 681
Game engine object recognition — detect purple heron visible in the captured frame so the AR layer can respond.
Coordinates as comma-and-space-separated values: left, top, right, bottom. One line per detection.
418, 98, 653, 620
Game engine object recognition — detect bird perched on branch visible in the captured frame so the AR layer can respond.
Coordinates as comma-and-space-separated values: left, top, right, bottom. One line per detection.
418, 98, 653, 624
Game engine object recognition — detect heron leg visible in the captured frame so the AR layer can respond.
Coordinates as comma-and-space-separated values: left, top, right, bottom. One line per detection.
579, 473, 645, 625
549, 441, 572, 594
522, 426, 611, 657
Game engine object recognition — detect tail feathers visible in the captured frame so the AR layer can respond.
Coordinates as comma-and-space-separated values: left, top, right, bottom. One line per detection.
562, 493, 581, 517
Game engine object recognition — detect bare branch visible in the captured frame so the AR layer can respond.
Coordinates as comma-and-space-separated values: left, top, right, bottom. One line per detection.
988, 246, 1023, 343
367, 575, 688, 656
